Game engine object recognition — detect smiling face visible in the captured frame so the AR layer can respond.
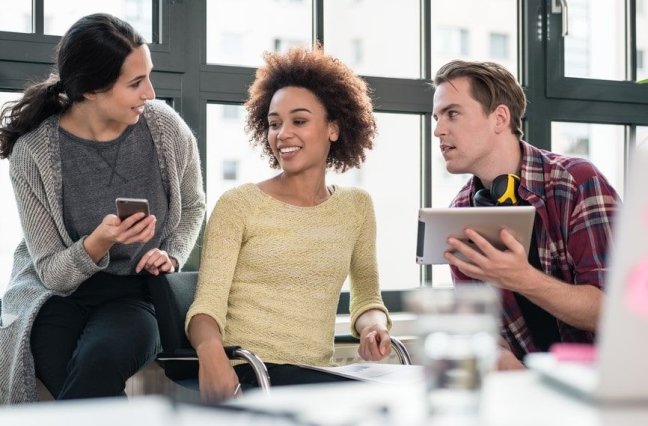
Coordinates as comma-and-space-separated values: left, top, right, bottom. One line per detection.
267, 86, 339, 175
432, 77, 500, 176
89, 44, 155, 128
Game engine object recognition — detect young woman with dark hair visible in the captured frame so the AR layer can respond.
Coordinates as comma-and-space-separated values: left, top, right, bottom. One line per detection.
0, 14, 205, 402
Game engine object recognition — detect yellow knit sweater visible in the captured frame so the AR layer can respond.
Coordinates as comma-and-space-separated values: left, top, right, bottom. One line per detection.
186, 183, 390, 366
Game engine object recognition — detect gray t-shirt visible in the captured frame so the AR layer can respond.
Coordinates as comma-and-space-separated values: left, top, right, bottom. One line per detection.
59, 117, 168, 275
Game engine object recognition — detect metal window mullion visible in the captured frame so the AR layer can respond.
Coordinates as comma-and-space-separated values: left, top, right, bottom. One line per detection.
627, 0, 637, 82
625, 125, 636, 196
421, 113, 432, 286
420, 0, 431, 286
421, 0, 431, 80
152, 0, 162, 44
313, 0, 324, 46
32, 0, 44, 35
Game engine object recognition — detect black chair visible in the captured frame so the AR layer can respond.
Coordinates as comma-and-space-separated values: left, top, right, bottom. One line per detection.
147, 272, 412, 393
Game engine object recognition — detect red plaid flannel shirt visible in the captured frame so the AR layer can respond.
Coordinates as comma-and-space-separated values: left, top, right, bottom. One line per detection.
450, 141, 620, 359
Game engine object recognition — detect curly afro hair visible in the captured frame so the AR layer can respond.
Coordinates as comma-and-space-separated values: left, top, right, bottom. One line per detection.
244, 45, 377, 173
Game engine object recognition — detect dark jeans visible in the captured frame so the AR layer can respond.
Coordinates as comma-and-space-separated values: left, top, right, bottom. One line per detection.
30, 272, 160, 400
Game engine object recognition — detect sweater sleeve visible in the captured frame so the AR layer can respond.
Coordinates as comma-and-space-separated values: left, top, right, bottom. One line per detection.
348, 190, 391, 337
155, 103, 206, 268
9, 145, 107, 292
185, 188, 246, 336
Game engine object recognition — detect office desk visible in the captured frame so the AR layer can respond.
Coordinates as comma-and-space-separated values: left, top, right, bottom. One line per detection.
1, 371, 647, 425
229, 371, 648, 425
481, 371, 648, 426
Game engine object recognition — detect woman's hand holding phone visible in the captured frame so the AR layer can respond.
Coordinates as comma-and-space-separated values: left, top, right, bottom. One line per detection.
83, 211, 157, 264
104, 211, 157, 244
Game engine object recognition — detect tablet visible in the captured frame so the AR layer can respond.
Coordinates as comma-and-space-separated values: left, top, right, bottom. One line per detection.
416, 206, 536, 264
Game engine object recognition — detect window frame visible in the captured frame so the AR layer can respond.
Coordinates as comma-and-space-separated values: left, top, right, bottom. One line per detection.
543, 0, 648, 110
3, 1, 648, 305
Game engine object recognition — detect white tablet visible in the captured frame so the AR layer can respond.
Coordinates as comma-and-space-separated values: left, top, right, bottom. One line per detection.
416, 206, 536, 265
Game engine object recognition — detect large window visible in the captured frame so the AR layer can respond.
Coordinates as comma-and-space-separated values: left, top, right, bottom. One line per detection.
2, 1, 648, 300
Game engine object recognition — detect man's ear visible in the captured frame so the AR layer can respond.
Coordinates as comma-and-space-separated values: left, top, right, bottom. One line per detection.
329, 120, 340, 142
493, 104, 511, 134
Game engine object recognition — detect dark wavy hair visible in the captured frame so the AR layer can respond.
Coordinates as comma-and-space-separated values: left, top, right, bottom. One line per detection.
0, 13, 144, 158
244, 45, 377, 173
433, 60, 526, 140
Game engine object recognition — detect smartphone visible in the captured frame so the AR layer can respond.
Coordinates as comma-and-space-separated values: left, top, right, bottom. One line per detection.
115, 197, 150, 220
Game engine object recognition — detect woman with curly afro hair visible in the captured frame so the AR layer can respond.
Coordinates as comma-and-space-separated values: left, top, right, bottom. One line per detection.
187, 46, 393, 402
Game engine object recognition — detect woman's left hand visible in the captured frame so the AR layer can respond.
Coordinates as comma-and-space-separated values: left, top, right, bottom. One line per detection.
358, 325, 392, 361
136, 249, 176, 275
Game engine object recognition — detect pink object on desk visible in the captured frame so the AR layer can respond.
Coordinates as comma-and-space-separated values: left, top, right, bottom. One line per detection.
626, 257, 648, 318
549, 343, 597, 363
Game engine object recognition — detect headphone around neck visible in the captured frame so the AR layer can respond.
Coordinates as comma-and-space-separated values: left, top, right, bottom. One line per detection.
473, 174, 521, 206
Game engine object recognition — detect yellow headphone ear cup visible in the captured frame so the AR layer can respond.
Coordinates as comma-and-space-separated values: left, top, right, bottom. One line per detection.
491, 174, 520, 206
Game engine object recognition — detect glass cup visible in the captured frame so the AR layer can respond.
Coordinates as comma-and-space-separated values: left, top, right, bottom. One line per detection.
404, 284, 500, 423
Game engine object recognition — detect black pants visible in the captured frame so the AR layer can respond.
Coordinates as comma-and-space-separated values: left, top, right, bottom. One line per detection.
176, 363, 355, 399
30, 272, 160, 400
235, 363, 355, 390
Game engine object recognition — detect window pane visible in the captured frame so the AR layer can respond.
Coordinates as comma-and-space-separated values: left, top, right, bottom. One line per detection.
44, 0, 153, 42
206, 104, 420, 290
637, 126, 648, 152
431, 0, 518, 78
638, 3, 648, 80
205, 103, 271, 215
434, 27, 469, 56
324, 0, 420, 78
551, 122, 625, 197
489, 33, 510, 60
206, 0, 312, 67
564, 0, 625, 80
328, 113, 421, 290
0, 92, 25, 296
0, 0, 31, 33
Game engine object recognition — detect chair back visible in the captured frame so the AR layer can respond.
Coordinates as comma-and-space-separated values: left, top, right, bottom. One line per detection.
148, 272, 198, 356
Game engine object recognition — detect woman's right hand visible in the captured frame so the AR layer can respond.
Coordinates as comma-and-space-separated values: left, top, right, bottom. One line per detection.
197, 342, 242, 403
84, 213, 157, 263
100, 212, 156, 245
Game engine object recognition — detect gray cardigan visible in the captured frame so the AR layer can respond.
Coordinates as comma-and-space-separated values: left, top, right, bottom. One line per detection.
0, 101, 205, 403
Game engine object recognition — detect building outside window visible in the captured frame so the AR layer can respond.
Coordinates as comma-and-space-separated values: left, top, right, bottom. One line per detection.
489, 32, 509, 60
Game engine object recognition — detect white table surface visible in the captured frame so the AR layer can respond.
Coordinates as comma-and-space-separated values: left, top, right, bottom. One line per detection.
1, 370, 647, 425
